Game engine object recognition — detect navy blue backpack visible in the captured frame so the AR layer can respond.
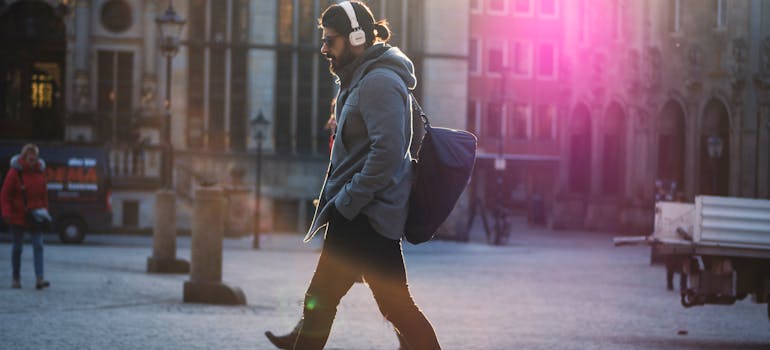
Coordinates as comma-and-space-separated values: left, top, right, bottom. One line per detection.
405, 95, 477, 244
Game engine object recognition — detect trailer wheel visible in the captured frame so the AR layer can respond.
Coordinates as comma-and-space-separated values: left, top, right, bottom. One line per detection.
58, 217, 86, 244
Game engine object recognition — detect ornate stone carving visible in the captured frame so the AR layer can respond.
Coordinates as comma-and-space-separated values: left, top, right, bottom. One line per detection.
730, 38, 748, 88
643, 46, 662, 92
626, 49, 641, 95
140, 77, 157, 116
685, 45, 703, 92
73, 70, 90, 111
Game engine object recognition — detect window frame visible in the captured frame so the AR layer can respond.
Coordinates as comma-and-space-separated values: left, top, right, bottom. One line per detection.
670, 0, 681, 34
511, 39, 534, 78
470, 0, 483, 14
486, 38, 508, 77
512, 0, 534, 17
537, 42, 558, 80
716, 0, 727, 29
535, 104, 558, 141
538, 0, 559, 19
487, 0, 509, 16
509, 102, 532, 140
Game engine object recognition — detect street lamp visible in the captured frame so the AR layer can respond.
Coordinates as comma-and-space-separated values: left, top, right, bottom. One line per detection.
56, 0, 78, 15
156, 1, 185, 189
250, 110, 270, 249
707, 135, 724, 195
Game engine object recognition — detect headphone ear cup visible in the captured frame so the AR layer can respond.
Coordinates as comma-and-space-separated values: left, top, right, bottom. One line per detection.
349, 29, 366, 46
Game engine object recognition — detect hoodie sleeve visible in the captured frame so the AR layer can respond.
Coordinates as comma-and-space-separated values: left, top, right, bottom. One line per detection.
1, 168, 18, 219
333, 69, 409, 220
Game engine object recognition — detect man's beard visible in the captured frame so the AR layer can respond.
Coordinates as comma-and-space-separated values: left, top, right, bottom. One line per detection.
326, 46, 356, 76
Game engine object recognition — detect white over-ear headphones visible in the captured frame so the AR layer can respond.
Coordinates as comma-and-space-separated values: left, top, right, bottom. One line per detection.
339, 1, 366, 46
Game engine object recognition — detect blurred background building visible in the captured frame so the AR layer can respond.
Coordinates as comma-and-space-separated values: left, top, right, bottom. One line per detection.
1, 0, 768, 237
0, 0, 470, 236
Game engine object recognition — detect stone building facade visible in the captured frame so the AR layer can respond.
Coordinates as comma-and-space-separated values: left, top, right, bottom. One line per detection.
552, 0, 770, 232
0, 0, 469, 234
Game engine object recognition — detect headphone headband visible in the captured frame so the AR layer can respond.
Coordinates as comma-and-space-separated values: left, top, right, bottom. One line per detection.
339, 1, 360, 31
339, 1, 366, 46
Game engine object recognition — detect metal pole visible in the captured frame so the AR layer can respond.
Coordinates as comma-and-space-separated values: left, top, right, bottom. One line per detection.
252, 133, 262, 249
165, 55, 174, 189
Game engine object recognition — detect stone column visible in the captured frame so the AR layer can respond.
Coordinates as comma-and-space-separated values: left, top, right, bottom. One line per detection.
147, 190, 189, 273
140, 0, 159, 120
73, 0, 91, 113
183, 187, 246, 305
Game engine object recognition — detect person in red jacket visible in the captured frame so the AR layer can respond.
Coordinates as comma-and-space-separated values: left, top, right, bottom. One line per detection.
1, 144, 51, 290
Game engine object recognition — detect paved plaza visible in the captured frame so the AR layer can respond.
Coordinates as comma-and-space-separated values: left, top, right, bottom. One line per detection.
1, 222, 770, 349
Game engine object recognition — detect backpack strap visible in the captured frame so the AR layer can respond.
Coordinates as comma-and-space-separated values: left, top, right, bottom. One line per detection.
409, 92, 431, 129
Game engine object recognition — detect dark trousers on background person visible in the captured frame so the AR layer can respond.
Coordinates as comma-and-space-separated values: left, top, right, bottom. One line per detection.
293, 209, 441, 350
10, 225, 44, 280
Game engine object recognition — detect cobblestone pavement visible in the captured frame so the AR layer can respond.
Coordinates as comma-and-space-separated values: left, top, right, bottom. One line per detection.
1, 222, 770, 350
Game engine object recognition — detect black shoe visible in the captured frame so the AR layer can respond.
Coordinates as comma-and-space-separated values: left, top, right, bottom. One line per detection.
35, 279, 50, 290
11, 280, 21, 289
265, 331, 296, 349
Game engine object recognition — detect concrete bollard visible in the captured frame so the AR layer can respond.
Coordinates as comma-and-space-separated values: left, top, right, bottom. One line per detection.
183, 187, 246, 305
147, 190, 190, 273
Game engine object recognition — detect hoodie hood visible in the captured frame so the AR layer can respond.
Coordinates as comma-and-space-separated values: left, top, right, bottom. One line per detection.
345, 43, 417, 92
10, 154, 46, 172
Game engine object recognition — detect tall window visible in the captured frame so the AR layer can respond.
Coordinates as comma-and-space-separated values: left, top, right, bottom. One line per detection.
274, 0, 336, 156
669, 0, 681, 33
186, 0, 250, 151
97, 50, 133, 143
538, 43, 557, 79
509, 103, 530, 140
536, 104, 556, 140
512, 40, 533, 77
716, 0, 727, 28
513, 0, 533, 16
470, 0, 482, 13
484, 101, 503, 140
488, 0, 507, 15
487, 39, 507, 75
539, 0, 557, 18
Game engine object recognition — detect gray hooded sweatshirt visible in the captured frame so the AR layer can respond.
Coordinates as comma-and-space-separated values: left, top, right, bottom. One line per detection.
305, 43, 416, 241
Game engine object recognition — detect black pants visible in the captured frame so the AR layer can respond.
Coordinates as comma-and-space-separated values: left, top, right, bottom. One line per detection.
293, 209, 440, 350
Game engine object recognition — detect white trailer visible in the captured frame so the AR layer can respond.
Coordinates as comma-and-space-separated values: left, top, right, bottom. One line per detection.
614, 195, 770, 322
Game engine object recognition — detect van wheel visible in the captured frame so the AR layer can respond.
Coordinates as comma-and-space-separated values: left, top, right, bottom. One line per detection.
58, 217, 86, 244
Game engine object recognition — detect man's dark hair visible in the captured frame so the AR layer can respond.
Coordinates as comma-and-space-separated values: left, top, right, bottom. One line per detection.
319, 1, 391, 46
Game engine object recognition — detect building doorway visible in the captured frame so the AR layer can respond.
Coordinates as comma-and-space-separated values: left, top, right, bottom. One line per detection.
0, 1, 66, 140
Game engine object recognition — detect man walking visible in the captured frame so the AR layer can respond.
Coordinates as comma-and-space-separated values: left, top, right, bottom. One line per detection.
265, 1, 441, 349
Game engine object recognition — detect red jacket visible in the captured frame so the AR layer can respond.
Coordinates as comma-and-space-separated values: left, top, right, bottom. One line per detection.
1, 155, 48, 228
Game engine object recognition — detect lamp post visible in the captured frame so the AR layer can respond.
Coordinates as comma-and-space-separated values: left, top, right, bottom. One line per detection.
147, 1, 189, 274
250, 110, 270, 249
156, 1, 185, 189
707, 135, 724, 195
491, 66, 509, 246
